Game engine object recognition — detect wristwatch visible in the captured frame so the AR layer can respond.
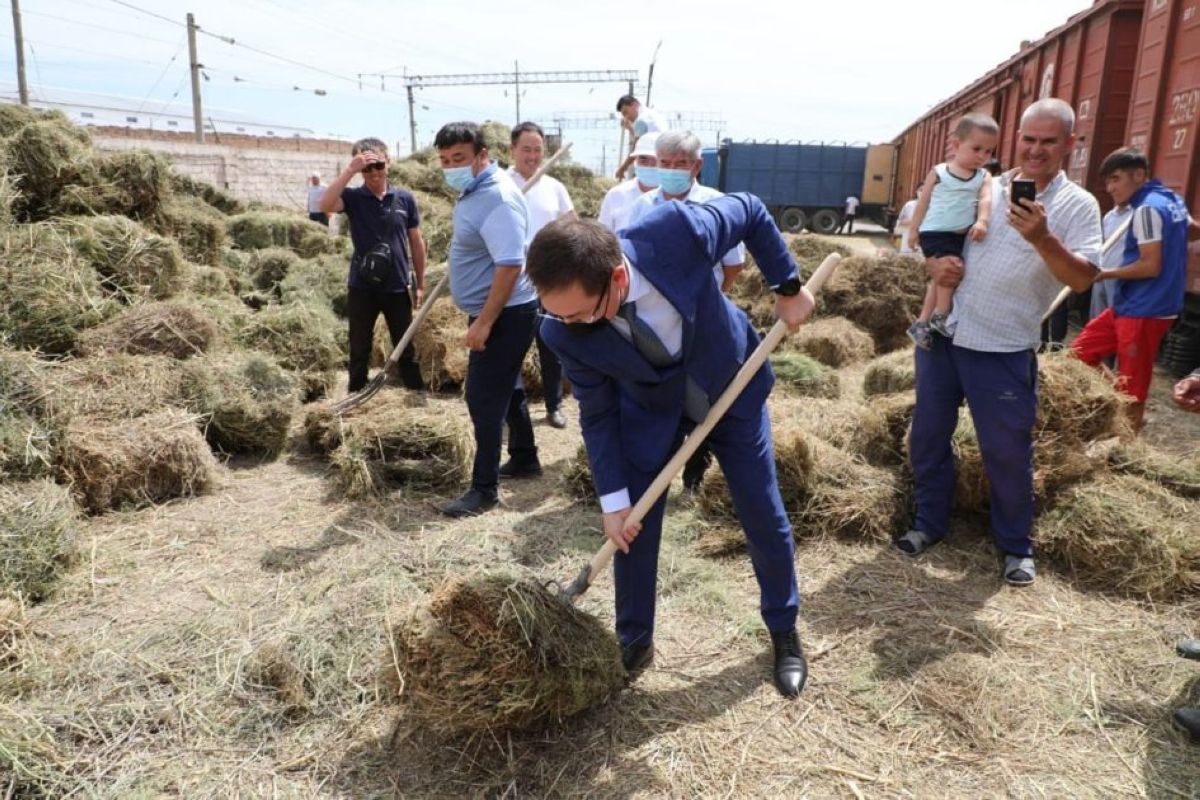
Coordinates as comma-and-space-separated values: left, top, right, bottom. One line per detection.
773, 277, 802, 296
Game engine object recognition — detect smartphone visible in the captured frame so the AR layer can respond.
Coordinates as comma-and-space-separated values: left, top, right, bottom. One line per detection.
1011, 179, 1037, 208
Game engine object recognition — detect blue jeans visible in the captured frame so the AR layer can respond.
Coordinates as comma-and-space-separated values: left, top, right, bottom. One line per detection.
465, 301, 539, 497
910, 337, 1038, 557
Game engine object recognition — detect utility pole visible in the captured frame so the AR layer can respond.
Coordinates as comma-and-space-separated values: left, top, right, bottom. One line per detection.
600, 142, 606, 177
11, 0, 27, 105
645, 40, 662, 107
186, 13, 204, 143
514, 60, 520, 124
406, 85, 417, 154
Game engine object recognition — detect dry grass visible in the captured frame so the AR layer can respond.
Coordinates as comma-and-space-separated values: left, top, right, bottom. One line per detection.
75, 301, 219, 359
862, 347, 916, 397
0, 479, 78, 601
792, 316, 876, 367
822, 255, 926, 353
180, 351, 299, 457
62, 214, 188, 300
770, 352, 841, 399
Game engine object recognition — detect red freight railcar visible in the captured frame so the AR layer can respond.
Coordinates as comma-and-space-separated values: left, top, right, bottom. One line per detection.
892, 0, 1143, 215
1126, 0, 1200, 293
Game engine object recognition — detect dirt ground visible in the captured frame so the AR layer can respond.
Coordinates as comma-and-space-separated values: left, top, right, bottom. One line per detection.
5, 235, 1200, 798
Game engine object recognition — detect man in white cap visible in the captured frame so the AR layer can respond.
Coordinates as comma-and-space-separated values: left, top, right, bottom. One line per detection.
307, 171, 327, 226
598, 132, 661, 235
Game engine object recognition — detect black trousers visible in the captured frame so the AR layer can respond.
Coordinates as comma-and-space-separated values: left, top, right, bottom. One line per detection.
535, 314, 564, 412
308, 211, 328, 227
1040, 301, 1070, 350
466, 301, 539, 497
837, 213, 856, 234
346, 286, 424, 391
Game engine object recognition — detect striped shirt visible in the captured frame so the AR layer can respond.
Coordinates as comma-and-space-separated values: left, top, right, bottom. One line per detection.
949, 171, 1101, 353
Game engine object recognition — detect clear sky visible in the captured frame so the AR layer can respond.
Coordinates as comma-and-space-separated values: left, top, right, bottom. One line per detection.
4, 0, 1097, 173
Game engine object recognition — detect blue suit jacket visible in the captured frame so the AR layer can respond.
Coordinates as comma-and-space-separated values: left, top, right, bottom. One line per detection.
541, 193, 800, 498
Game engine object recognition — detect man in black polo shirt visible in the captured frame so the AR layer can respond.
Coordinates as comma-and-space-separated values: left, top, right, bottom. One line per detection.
320, 137, 426, 391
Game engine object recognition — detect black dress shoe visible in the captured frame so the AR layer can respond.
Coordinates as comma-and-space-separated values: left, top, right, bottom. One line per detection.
499, 459, 543, 479
548, 408, 567, 429
440, 489, 498, 518
1177, 639, 1200, 661
770, 629, 808, 698
621, 642, 654, 678
1173, 707, 1200, 743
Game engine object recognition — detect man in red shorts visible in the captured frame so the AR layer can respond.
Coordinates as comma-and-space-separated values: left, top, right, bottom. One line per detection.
1072, 148, 1189, 432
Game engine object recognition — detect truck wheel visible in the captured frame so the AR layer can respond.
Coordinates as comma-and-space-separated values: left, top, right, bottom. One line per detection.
811, 209, 840, 235
778, 207, 808, 233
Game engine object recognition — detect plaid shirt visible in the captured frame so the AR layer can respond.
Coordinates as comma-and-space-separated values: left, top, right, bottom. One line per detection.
949, 171, 1101, 353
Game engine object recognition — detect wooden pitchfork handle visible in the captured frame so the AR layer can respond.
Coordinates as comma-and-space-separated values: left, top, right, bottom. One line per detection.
331, 143, 574, 415
558, 252, 844, 603
1041, 217, 1131, 323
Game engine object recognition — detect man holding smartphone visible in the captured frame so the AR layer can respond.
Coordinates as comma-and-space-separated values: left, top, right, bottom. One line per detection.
899, 99, 1101, 587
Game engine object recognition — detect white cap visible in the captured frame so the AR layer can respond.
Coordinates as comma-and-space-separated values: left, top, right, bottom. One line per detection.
310, 171, 321, 179
631, 132, 660, 159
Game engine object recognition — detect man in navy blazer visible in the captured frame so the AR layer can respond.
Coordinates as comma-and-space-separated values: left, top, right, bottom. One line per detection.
526, 193, 815, 697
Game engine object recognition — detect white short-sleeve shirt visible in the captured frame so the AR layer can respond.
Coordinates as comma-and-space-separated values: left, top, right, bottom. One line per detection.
506, 168, 574, 238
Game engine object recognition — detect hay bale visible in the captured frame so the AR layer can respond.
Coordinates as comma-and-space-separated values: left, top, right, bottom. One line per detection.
727, 267, 776, 329
56, 409, 218, 514
167, 172, 245, 215
0, 596, 28, 665
412, 298, 469, 390
389, 160, 456, 201
548, 161, 607, 219
41, 354, 185, 422
0, 347, 50, 417
382, 574, 624, 735
158, 195, 229, 265
1108, 441, 1200, 499
792, 439, 902, 541
0, 480, 78, 601
698, 422, 815, 519
788, 235, 851, 274
248, 247, 301, 292
869, 391, 916, 467
0, 104, 80, 140
189, 265, 236, 296
1037, 353, 1130, 443
769, 352, 840, 398
0, 223, 119, 353
226, 212, 339, 258
559, 444, 596, 502
821, 255, 926, 353
279, 254, 348, 316
1037, 474, 1200, 599
4, 120, 91, 220
410, 190, 454, 263
75, 301, 218, 359
62, 215, 188, 300
863, 348, 916, 397
788, 397, 896, 467
792, 316, 875, 367
308, 397, 472, 497
0, 410, 54, 481
58, 150, 171, 220
181, 352, 299, 457
191, 294, 252, 339
235, 301, 344, 393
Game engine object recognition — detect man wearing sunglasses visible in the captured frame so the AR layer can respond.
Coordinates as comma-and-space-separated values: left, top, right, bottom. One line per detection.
321, 137, 426, 393
526, 194, 815, 698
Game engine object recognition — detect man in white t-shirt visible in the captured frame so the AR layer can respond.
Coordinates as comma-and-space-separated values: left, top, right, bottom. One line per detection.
894, 184, 921, 253
614, 94, 667, 181
625, 129, 745, 492
506, 121, 576, 431
306, 172, 327, 226
837, 195, 860, 235
597, 132, 661, 235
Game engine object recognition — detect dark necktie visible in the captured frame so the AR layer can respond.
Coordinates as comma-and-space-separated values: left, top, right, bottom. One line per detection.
617, 302, 710, 423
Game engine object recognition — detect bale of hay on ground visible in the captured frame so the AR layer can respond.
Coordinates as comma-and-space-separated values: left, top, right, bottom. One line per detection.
792, 316, 875, 367
1107, 441, 1200, 499
189, 265, 236, 296
0, 410, 54, 481
559, 444, 596, 503
390, 161, 456, 202
0, 104, 81, 140
56, 409, 218, 514
863, 348, 916, 396
57, 150, 171, 221
167, 172, 245, 215
305, 394, 472, 496
412, 298, 469, 390
158, 195, 229, 265
191, 294, 252, 339
0, 479, 78, 601
4, 121, 92, 221
787, 397, 896, 468
821, 255, 926, 353
769, 352, 840, 398
279, 254, 348, 316
41, 353, 185, 423
0, 347, 50, 417
791, 438, 903, 541
868, 391, 916, 467
248, 247, 301, 292
1036, 474, 1200, 599
409, 191, 454, 263
235, 301, 344, 397
0, 223, 119, 353
726, 267, 775, 330
698, 422, 814, 519
381, 573, 624, 736
226, 212, 339, 258
62, 215, 188, 300
181, 352, 299, 457
788, 235, 852, 275
1037, 353, 1130, 443
75, 301, 218, 359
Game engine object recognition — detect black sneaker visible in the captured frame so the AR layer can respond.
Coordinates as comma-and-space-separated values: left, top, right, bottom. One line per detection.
440, 489, 498, 518
498, 459, 543, 479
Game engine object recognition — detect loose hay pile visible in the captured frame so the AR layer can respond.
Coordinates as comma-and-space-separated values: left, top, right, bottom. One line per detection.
40, 354, 185, 422
304, 394, 472, 497
769, 352, 840, 398
0, 479, 78, 601
788, 236, 852, 275
792, 316, 875, 367
1037, 353, 1131, 443
787, 396, 896, 467
56, 409, 218, 514
821, 255, 926, 352
559, 444, 596, 502
1107, 441, 1200, 498
236, 301, 344, 398
412, 299, 470, 390
62, 215, 188, 299
226, 212, 340, 258
862, 348, 916, 396
181, 352, 299, 456
382, 574, 624, 735
75, 301, 219, 359
698, 422, 815, 519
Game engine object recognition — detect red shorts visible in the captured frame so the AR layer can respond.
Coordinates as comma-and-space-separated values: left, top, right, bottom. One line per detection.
1071, 308, 1174, 402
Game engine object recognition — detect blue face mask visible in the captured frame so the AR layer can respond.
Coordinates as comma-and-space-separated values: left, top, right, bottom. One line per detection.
443, 164, 475, 192
635, 164, 660, 188
658, 168, 693, 196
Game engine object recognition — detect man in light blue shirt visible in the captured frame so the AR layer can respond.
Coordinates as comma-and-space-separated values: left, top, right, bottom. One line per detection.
436, 121, 540, 517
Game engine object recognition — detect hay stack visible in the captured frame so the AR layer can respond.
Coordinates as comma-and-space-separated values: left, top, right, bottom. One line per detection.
1037, 353, 1130, 443
1107, 442, 1200, 499
159, 195, 229, 265
181, 352, 299, 457
788, 236, 852, 275
189, 265, 236, 296
382, 574, 624, 735
792, 439, 903, 541
0, 223, 118, 353
0, 347, 49, 416
390, 161, 456, 202
1037, 474, 1200, 599
409, 191, 454, 263
56, 409, 218, 514
869, 391, 916, 467
0, 480, 78, 601
559, 444, 596, 502
236, 301, 344, 398
792, 316, 875, 367
41, 354, 184, 422
304, 394, 472, 497
167, 172, 245, 215
863, 348, 916, 396
787, 397, 896, 468
58, 150, 171, 220
249, 247, 301, 292
769, 352, 840, 398
821, 255, 926, 352
226, 212, 339, 258
412, 298, 470, 390
279, 254, 348, 316
5, 120, 91, 220
698, 422, 815, 518
727, 268, 775, 329
0, 410, 54, 481
75, 301, 218, 359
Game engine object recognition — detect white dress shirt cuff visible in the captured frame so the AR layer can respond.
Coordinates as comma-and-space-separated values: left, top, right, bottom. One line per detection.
599, 489, 631, 514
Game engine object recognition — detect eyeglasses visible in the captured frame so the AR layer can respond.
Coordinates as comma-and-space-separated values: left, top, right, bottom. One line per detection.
542, 280, 611, 325
362, 162, 386, 173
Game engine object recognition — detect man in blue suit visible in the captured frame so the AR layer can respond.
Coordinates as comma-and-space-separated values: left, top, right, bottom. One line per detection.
525, 193, 815, 697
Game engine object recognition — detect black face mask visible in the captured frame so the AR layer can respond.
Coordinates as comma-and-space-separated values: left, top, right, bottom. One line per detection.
565, 318, 609, 336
